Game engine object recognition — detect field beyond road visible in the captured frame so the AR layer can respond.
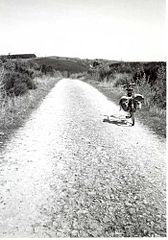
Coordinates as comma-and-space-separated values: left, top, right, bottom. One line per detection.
0, 78, 166, 237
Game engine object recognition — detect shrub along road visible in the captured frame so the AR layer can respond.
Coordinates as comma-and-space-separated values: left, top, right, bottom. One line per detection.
0, 79, 166, 237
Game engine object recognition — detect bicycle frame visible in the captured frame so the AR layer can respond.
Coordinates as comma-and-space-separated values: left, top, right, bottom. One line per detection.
119, 81, 144, 126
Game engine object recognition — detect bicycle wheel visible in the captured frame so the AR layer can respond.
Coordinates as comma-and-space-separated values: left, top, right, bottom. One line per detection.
131, 113, 135, 126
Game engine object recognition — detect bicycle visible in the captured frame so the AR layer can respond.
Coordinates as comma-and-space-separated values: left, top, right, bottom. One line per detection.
119, 81, 144, 126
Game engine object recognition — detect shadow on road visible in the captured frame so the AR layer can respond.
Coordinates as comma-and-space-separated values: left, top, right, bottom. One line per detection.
103, 114, 132, 127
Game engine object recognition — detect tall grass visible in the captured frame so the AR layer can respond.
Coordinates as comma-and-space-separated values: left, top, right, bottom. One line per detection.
0, 58, 62, 131
88, 62, 166, 111
0, 76, 61, 129
86, 62, 166, 136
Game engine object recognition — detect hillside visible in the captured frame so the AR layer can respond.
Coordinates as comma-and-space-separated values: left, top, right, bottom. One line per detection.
32, 56, 90, 74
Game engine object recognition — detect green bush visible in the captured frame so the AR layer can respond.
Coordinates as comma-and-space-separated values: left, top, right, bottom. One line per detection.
0, 58, 60, 98
152, 64, 166, 109
109, 72, 132, 88
2, 71, 36, 96
41, 64, 55, 75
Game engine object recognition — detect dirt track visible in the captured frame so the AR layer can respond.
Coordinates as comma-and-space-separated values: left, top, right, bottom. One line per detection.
0, 78, 166, 237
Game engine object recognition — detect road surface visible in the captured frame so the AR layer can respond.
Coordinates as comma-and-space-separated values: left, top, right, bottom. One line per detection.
0, 78, 166, 237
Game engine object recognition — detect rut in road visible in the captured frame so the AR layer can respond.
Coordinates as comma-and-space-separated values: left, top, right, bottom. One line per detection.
0, 78, 166, 237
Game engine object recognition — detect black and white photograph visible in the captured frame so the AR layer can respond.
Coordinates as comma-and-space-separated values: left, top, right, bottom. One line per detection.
0, 0, 166, 238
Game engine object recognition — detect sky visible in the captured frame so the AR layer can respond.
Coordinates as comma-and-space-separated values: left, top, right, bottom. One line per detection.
0, 0, 166, 61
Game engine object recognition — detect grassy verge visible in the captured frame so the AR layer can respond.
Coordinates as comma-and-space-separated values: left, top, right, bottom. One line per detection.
0, 74, 62, 147
83, 78, 166, 138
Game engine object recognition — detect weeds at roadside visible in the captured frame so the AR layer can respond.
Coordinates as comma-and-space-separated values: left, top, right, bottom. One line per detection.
0, 57, 62, 145
0, 75, 61, 130
84, 63, 166, 138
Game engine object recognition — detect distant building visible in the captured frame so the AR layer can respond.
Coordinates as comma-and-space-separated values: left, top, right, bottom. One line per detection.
0, 54, 36, 60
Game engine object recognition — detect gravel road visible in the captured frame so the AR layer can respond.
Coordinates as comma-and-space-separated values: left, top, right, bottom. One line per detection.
0, 78, 166, 237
